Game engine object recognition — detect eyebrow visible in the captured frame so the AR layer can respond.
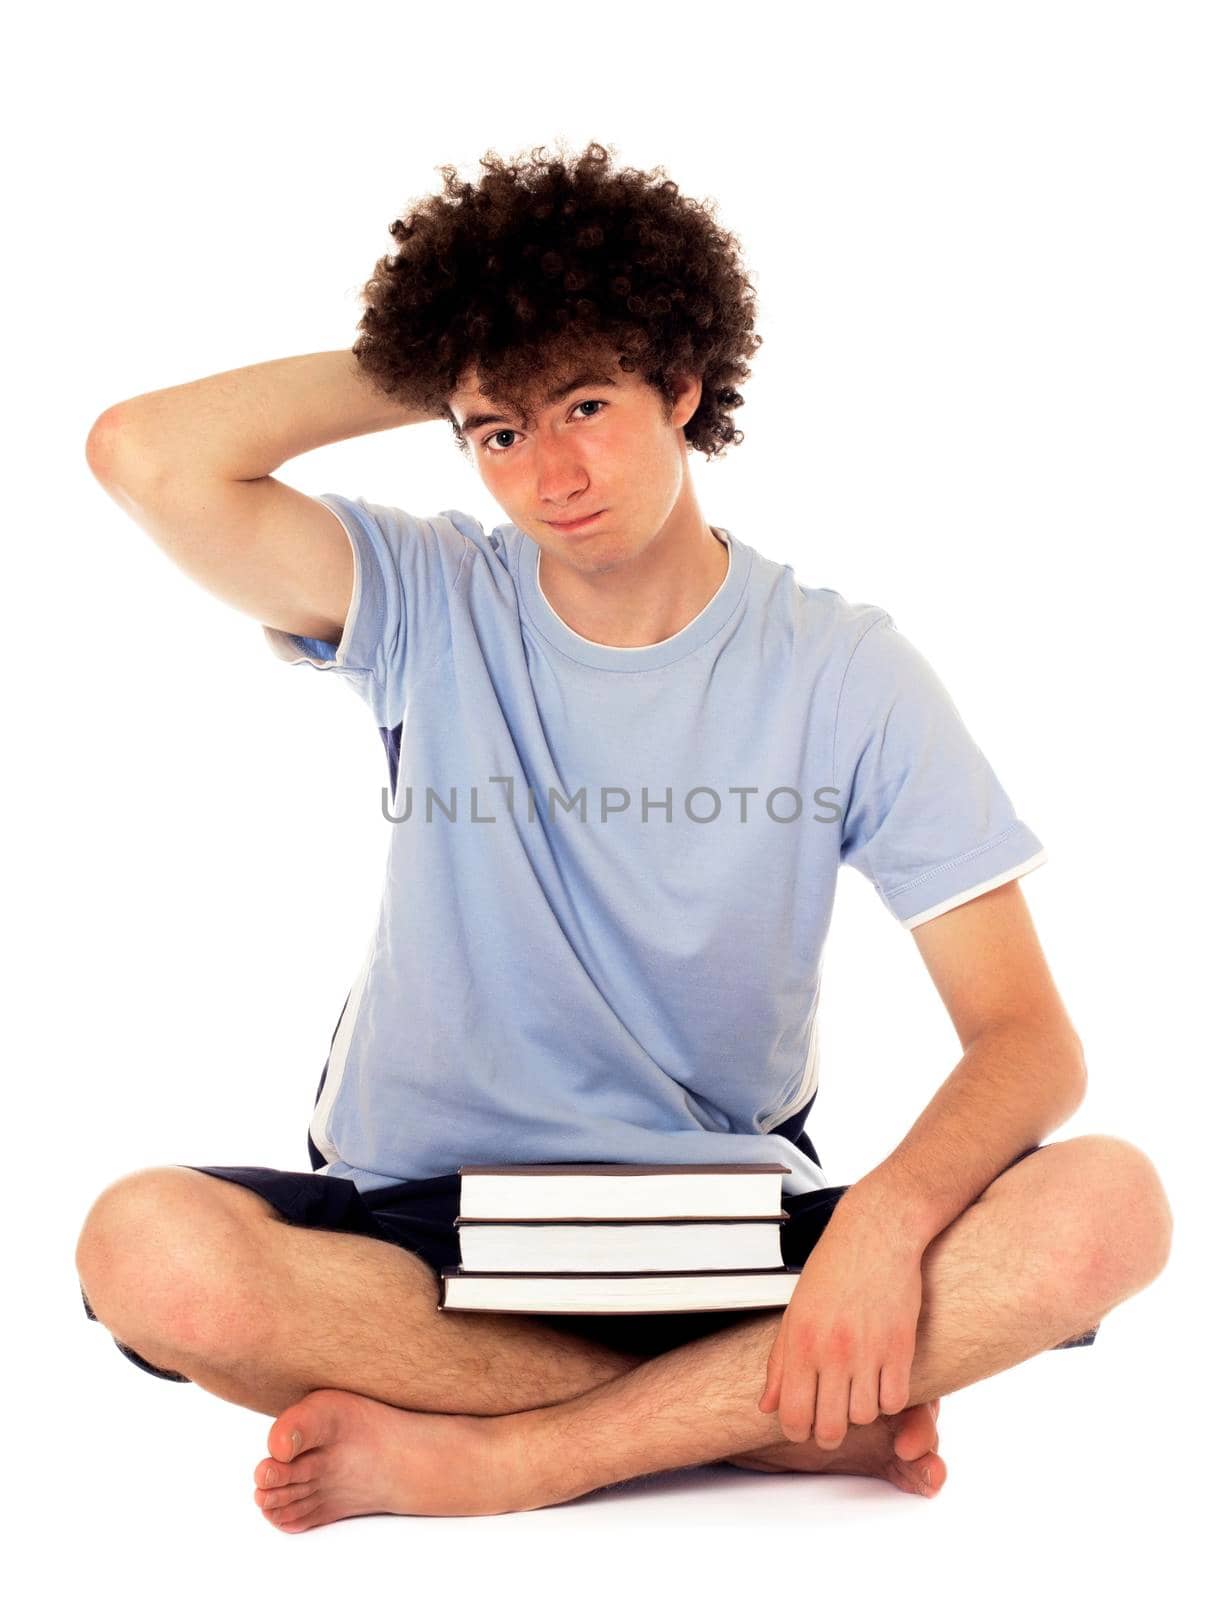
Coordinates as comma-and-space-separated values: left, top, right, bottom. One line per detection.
457, 370, 619, 437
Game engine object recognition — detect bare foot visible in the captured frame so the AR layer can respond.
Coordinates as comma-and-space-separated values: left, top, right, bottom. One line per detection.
723, 1397, 946, 1497
252, 1389, 510, 1530
252, 1389, 945, 1532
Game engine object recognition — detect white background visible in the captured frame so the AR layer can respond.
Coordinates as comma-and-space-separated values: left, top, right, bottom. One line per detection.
8, 0, 1209, 1589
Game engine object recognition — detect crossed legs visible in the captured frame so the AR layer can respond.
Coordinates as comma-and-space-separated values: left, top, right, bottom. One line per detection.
76, 1167, 648, 1418
76, 1135, 1172, 1524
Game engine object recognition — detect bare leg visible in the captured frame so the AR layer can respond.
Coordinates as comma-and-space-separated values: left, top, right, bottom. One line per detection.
77, 1165, 940, 1500
76, 1167, 644, 1417
496, 1135, 1171, 1510
245, 1135, 1169, 1525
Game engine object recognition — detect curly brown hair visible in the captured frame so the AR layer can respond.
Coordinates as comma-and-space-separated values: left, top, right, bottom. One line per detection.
352, 139, 763, 462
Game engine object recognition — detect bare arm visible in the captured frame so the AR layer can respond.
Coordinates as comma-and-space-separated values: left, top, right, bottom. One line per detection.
85, 350, 437, 645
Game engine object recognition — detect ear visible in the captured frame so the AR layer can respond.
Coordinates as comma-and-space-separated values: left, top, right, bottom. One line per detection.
671, 371, 703, 428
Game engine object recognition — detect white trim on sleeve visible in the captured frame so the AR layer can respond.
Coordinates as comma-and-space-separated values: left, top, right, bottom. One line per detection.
900, 848, 1049, 930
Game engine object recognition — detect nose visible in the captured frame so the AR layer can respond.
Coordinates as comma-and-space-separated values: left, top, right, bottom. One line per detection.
533, 435, 590, 507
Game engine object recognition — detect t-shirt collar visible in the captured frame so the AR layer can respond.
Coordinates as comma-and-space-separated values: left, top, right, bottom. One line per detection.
511, 524, 751, 672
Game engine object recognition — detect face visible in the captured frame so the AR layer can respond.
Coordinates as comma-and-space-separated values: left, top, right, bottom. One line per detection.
448, 356, 703, 574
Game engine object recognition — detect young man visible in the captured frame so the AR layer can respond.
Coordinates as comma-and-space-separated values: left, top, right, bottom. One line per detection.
76, 141, 1171, 1528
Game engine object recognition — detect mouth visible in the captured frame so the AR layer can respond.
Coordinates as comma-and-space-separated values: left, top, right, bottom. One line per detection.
545, 509, 606, 533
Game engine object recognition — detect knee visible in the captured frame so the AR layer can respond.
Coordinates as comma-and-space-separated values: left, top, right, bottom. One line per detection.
75, 1166, 254, 1351
76, 1166, 186, 1274
1053, 1135, 1174, 1297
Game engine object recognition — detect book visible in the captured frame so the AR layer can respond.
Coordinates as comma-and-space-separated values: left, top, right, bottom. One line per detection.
438, 1161, 802, 1316
455, 1161, 790, 1220
454, 1215, 789, 1273
439, 1266, 802, 1315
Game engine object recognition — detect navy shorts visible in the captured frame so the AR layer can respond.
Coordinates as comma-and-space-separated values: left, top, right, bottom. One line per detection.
79, 1131, 1098, 1383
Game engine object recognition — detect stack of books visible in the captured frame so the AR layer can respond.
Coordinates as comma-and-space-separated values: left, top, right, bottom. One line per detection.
438, 1161, 801, 1315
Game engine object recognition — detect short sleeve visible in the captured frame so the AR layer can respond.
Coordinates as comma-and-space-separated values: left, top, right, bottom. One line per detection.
834, 611, 1047, 929
261, 493, 471, 729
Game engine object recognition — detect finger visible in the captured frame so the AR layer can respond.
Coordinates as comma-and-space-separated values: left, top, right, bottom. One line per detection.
848, 1366, 880, 1427
879, 1361, 911, 1416
779, 1365, 818, 1444
758, 1328, 786, 1411
812, 1369, 852, 1451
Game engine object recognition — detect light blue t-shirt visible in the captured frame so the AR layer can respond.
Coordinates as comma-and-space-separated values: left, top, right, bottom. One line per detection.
263, 494, 1046, 1196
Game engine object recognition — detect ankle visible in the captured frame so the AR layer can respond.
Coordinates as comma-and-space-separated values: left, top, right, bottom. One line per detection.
482, 1410, 557, 1514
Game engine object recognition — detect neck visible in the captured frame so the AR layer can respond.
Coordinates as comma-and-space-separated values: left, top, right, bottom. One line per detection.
536, 514, 730, 649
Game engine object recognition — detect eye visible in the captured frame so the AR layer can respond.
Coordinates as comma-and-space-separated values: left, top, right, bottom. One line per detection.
481, 398, 606, 455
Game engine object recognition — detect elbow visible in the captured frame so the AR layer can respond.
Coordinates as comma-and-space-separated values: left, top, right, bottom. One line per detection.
1013, 1019, 1087, 1112
85, 402, 160, 489
85, 406, 130, 480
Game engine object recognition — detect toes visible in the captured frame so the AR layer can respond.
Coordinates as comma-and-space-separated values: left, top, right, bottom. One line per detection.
263, 1491, 323, 1531
267, 1388, 349, 1464
893, 1449, 947, 1497
254, 1455, 313, 1491
268, 1412, 311, 1464
892, 1402, 938, 1461
255, 1480, 318, 1512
